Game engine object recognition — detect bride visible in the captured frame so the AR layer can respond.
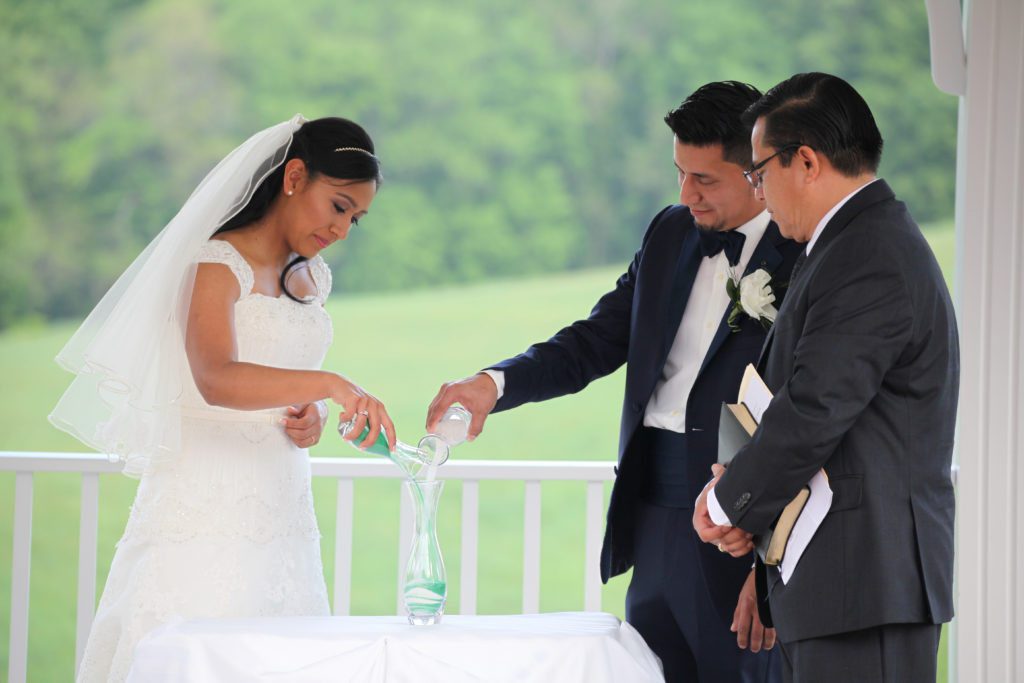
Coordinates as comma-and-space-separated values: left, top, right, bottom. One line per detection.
49, 115, 395, 682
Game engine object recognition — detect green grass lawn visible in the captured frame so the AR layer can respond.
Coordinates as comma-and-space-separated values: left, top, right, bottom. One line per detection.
0, 220, 954, 681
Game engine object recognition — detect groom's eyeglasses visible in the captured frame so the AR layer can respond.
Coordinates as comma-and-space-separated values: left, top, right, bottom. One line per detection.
743, 143, 802, 189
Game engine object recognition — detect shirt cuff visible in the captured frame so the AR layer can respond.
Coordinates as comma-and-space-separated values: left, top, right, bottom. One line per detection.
481, 369, 505, 400
707, 485, 732, 526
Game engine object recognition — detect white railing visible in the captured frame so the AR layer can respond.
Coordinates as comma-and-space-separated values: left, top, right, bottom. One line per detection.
0, 451, 615, 683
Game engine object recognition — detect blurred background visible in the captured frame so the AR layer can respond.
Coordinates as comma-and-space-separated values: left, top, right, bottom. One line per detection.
0, 0, 956, 680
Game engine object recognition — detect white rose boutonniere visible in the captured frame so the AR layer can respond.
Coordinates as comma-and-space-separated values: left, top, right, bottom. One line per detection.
726, 268, 778, 333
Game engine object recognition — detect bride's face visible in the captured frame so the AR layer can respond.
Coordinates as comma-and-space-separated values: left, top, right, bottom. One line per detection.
284, 172, 377, 258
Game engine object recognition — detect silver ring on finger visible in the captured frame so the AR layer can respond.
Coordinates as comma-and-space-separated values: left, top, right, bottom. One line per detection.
357, 409, 370, 417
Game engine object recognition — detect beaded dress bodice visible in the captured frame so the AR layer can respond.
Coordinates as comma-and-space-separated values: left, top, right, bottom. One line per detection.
180, 238, 334, 408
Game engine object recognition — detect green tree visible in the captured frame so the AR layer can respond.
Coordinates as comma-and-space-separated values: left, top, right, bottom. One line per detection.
0, 0, 957, 328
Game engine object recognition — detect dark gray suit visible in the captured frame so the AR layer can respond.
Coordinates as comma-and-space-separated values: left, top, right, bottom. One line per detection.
714, 180, 958, 681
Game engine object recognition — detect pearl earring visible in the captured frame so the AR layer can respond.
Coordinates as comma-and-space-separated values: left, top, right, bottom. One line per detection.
286, 190, 294, 196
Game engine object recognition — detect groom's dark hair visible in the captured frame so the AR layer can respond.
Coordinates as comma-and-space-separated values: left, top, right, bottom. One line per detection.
664, 81, 763, 167
743, 72, 884, 176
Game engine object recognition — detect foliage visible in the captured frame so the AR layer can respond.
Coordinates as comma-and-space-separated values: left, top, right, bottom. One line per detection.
0, 0, 957, 329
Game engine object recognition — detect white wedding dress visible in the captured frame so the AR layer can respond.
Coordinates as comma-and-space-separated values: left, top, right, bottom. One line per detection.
78, 240, 333, 683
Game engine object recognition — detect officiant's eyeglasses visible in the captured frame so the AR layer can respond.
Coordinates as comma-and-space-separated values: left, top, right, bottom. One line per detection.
743, 143, 802, 189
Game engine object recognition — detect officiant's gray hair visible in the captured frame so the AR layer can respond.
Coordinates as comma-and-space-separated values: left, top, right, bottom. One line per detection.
664, 81, 764, 167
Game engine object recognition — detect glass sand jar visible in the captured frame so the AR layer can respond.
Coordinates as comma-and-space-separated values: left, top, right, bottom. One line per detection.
337, 419, 449, 479
402, 479, 447, 625
337, 406, 470, 478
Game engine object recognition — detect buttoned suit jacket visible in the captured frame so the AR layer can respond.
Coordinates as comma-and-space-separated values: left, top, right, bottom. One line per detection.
488, 204, 802, 623
714, 180, 959, 642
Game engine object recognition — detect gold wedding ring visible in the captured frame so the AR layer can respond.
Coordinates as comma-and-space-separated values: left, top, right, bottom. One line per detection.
717, 543, 726, 553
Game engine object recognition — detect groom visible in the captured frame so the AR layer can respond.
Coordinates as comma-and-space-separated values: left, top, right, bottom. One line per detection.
426, 81, 802, 682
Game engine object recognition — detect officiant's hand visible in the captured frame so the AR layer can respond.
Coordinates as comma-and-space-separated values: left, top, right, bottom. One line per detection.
694, 465, 755, 556
282, 401, 327, 449
732, 569, 776, 652
425, 373, 497, 441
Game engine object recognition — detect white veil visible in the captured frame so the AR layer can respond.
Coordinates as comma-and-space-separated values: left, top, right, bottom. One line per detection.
49, 114, 307, 477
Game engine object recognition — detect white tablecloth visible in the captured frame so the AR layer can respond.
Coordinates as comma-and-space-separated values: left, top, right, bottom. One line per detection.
127, 612, 663, 682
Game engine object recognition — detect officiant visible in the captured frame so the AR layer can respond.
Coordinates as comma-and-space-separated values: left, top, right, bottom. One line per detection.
426, 81, 802, 682
693, 72, 959, 683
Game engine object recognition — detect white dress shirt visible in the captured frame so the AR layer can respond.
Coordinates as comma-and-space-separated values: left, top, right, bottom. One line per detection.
805, 178, 878, 255
483, 210, 771, 413
706, 180, 877, 525
643, 210, 770, 432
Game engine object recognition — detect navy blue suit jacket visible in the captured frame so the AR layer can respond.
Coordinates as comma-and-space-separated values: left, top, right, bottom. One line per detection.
489, 204, 802, 622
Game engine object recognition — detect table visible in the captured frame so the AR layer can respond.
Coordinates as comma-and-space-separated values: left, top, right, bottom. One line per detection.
126, 612, 663, 682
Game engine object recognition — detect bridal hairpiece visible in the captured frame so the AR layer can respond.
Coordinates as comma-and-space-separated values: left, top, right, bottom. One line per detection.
334, 147, 376, 158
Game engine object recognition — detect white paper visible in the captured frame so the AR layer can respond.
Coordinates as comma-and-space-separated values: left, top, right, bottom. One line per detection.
740, 366, 773, 424
779, 469, 833, 584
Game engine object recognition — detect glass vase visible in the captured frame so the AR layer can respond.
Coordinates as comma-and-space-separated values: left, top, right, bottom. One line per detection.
402, 479, 447, 625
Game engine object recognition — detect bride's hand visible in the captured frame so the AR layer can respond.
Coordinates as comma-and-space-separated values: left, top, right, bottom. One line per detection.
331, 376, 396, 451
282, 401, 327, 449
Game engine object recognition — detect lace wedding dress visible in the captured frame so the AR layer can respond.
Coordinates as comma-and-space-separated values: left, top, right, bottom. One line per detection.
77, 240, 333, 682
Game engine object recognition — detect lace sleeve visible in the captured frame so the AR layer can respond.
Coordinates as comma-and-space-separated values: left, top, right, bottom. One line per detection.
307, 255, 333, 304
196, 240, 255, 298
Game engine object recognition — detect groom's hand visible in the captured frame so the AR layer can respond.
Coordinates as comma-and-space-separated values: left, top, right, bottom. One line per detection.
732, 568, 776, 652
426, 373, 497, 441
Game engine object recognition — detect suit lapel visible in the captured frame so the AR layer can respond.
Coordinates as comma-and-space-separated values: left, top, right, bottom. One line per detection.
696, 222, 785, 380
756, 180, 895, 371
756, 323, 777, 371
805, 179, 894, 261
660, 228, 703, 359
756, 249, 808, 370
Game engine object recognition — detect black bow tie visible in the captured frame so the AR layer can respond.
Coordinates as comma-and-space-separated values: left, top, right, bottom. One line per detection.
697, 228, 746, 266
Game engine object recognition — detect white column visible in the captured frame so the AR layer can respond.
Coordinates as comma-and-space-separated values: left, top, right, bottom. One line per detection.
953, 0, 1024, 680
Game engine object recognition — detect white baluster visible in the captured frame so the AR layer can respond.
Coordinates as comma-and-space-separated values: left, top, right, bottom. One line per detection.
397, 482, 413, 614
522, 481, 541, 614
333, 478, 354, 615
9, 471, 34, 683
583, 481, 604, 612
459, 480, 479, 615
75, 473, 100, 673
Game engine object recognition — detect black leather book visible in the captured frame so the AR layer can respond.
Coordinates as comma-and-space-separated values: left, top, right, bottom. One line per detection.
717, 364, 814, 566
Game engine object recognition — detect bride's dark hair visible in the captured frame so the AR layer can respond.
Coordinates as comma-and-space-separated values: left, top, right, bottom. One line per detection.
214, 117, 382, 303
